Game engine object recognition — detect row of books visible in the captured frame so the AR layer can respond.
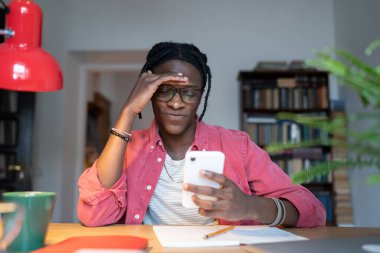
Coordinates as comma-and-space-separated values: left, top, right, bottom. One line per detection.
333, 168, 353, 224
335, 194, 353, 224
242, 76, 329, 111
0, 119, 17, 146
330, 110, 353, 225
244, 118, 329, 147
272, 156, 332, 184
254, 60, 310, 71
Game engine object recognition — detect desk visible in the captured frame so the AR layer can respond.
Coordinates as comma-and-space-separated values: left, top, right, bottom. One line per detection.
45, 223, 380, 253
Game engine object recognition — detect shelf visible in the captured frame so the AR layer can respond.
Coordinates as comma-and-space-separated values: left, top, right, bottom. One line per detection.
239, 68, 337, 225
243, 109, 330, 114
239, 69, 329, 78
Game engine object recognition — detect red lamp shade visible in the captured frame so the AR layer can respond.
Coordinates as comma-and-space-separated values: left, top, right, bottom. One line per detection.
0, 0, 63, 92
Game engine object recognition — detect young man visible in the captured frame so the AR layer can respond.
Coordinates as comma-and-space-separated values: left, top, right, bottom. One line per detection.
77, 42, 326, 227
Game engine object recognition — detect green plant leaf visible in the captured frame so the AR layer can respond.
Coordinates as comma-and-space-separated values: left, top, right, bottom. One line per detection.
282, 41, 380, 185
265, 139, 325, 153
307, 48, 380, 108
335, 49, 380, 81
365, 39, 380, 56
292, 160, 349, 184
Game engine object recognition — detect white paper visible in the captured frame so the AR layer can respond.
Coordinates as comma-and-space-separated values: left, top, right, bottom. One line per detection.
74, 250, 146, 253
153, 225, 308, 248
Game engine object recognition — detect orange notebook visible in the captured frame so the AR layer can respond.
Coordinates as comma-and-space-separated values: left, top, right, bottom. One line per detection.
32, 235, 148, 253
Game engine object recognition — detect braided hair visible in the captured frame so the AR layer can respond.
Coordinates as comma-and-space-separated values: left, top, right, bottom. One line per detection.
141, 42, 212, 121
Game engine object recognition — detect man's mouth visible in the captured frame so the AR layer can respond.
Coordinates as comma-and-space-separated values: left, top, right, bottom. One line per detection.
166, 113, 185, 120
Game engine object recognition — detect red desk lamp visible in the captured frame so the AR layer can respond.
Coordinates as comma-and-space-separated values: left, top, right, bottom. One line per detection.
0, 0, 63, 91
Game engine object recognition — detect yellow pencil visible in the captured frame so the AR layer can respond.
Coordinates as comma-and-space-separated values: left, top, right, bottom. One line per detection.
203, 226, 236, 240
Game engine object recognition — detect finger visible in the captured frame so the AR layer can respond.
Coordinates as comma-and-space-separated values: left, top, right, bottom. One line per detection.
191, 195, 219, 211
141, 71, 185, 80
183, 183, 222, 198
146, 73, 189, 88
200, 170, 230, 187
198, 208, 224, 218
192, 193, 233, 211
156, 73, 188, 84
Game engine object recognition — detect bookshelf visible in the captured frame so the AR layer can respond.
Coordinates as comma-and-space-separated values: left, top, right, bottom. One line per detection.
238, 69, 337, 225
0, 90, 35, 195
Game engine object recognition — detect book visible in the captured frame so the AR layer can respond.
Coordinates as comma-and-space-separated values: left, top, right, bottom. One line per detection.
153, 226, 307, 248
246, 117, 277, 124
287, 60, 308, 70
255, 61, 288, 71
32, 236, 148, 253
277, 78, 297, 88
292, 148, 323, 160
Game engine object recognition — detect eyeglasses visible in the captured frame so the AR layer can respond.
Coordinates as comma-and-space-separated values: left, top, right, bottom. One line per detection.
153, 85, 203, 104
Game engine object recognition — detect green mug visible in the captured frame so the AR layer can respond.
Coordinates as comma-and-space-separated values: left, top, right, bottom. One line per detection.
2, 191, 56, 252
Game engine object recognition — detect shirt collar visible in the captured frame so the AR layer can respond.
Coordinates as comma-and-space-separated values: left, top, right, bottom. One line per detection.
147, 116, 208, 151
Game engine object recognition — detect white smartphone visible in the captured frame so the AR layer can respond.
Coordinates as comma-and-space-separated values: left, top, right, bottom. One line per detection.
182, 151, 225, 208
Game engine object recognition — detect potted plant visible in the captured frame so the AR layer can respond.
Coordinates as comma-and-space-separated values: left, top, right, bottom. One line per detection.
266, 40, 380, 185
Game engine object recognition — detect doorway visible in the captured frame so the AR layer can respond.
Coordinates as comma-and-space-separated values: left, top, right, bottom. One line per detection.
61, 50, 150, 222
84, 70, 155, 169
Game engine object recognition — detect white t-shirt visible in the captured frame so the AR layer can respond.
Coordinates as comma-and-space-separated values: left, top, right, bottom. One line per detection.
143, 154, 215, 225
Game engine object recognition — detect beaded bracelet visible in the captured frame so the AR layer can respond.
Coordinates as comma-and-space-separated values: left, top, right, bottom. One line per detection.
109, 129, 132, 142
111, 127, 132, 137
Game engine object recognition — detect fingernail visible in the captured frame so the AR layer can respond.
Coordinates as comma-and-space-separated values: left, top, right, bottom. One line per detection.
177, 72, 183, 76
200, 169, 207, 176
183, 183, 189, 190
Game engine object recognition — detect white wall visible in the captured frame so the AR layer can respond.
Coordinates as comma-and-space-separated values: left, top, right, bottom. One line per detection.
94, 71, 155, 130
333, 0, 380, 227
31, 0, 338, 222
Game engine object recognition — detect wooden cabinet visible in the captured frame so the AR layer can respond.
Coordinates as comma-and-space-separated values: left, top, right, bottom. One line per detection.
238, 69, 336, 225
0, 90, 35, 194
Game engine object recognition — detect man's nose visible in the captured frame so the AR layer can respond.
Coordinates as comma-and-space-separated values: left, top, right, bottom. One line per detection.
167, 91, 185, 108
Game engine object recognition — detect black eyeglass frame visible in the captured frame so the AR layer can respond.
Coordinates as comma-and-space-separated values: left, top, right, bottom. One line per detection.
153, 85, 203, 104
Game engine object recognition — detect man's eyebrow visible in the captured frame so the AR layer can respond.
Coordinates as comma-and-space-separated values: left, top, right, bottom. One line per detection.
184, 84, 199, 88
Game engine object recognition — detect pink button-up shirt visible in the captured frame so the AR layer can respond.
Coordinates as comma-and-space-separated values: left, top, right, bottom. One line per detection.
78, 119, 326, 227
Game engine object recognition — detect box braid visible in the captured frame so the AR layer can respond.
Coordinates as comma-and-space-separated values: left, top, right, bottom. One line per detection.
141, 42, 212, 121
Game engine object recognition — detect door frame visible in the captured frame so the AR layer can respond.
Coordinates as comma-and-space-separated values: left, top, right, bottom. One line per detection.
63, 51, 145, 222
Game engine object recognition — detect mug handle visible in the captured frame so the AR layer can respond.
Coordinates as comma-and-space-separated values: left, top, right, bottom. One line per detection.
0, 202, 24, 250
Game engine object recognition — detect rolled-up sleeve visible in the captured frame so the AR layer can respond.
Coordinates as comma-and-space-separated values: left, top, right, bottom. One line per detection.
244, 136, 326, 227
77, 160, 127, 227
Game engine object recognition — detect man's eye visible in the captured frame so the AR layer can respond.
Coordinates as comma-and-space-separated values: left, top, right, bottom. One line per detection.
182, 89, 198, 97
157, 86, 172, 94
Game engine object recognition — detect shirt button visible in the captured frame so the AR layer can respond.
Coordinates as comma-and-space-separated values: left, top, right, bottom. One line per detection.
146, 185, 152, 190
157, 157, 162, 162
134, 214, 140, 220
